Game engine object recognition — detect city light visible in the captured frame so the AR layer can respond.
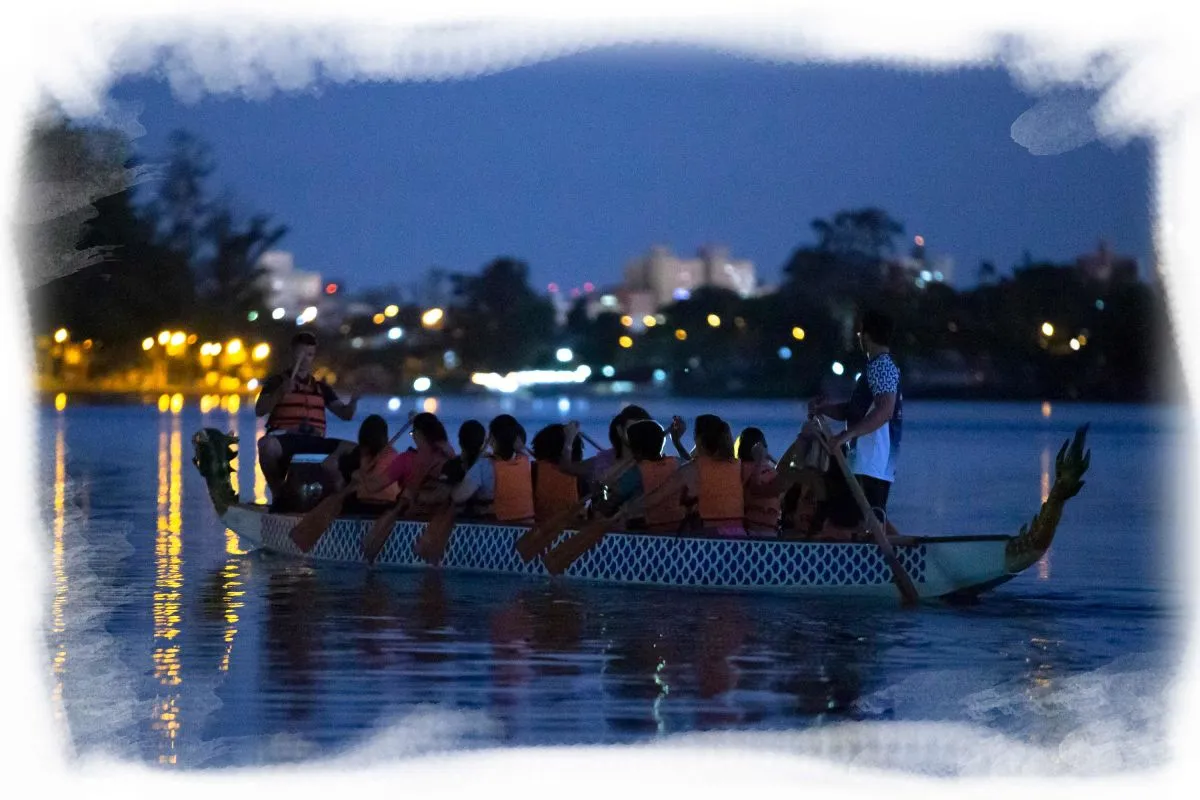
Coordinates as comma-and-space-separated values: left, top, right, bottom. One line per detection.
55, 393, 67, 412
226, 339, 243, 355
1077, 334, 1088, 346
421, 308, 444, 328
706, 314, 721, 328
272, 307, 286, 320
600, 294, 618, 308
251, 343, 270, 361
246, 379, 259, 391
470, 365, 593, 394
914, 235, 925, 247
673, 288, 691, 301
675, 329, 687, 341
297, 306, 318, 325
142, 338, 154, 351
247, 310, 259, 322
157, 394, 170, 413
1041, 322, 1055, 337
351, 337, 364, 349
602, 365, 615, 378
1069, 338, 1081, 351
373, 313, 386, 325
618, 335, 633, 349
158, 330, 171, 345
169, 331, 185, 347
792, 326, 806, 341
643, 315, 657, 328
558, 398, 571, 413
387, 327, 403, 341
413, 376, 432, 392
52, 328, 69, 344
325, 283, 338, 295
1095, 299, 1105, 311
384, 304, 399, 318
388, 397, 401, 412
831, 361, 845, 376
583, 282, 595, 292
778, 347, 792, 360
422, 397, 439, 413
444, 350, 459, 369
620, 315, 633, 328
556, 347, 574, 363
547, 283, 559, 293
186, 334, 198, 344
653, 369, 667, 382
170, 393, 184, 414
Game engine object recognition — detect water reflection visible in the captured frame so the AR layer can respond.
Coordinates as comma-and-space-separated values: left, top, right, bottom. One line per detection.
152, 414, 184, 764
1038, 446, 1051, 580
50, 413, 67, 724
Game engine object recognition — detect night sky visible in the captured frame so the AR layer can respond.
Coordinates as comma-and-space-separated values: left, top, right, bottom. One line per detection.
106, 44, 1153, 295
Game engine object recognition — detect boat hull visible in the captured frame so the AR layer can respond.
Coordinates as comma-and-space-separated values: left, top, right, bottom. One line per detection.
220, 504, 1017, 599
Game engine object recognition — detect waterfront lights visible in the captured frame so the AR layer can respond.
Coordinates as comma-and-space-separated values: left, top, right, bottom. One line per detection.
158, 330, 171, 345
388, 397, 401, 412
142, 337, 154, 351
251, 343, 270, 361
421, 308, 444, 328
226, 339, 243, 355
272, 307, 286, 320
653, 369, 667, 382
556, 347, 574, 363
620, 315, 633, 328
384, 304, 399, 318
831, 361, 845, 376
296, 306, 318, 325
413, 376, 432, 392
1069, 338, 1081, 351
1041, 322, 1055, 337
55, 393, 67, 412
778, 346, 792, 360
470, 365, 593, 394
675, 329, 687, 341
157, 394, 170, 413
618, 335, 633, 349
643, 315, 657, 328
602, 365, 615, 378
387, 327, 403, 341
792, 326, 806, 341
373, 313, 386, 325
247, 310, 259, 322
706, 314, 721, 328
170, 393, 184, 414
169, 331, 186, 346
246, 378, 259, 391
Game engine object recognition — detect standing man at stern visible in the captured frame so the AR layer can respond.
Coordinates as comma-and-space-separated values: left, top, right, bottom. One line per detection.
255, 331, 359, 505
808, 309, 903, 534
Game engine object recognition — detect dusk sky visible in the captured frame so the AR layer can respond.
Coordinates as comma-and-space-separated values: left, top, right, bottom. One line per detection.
107, 44, 1153, 295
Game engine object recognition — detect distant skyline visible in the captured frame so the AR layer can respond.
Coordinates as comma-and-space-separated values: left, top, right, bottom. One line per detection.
104, 45, 1152, 295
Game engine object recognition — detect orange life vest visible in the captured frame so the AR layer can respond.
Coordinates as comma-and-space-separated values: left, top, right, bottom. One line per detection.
266, 374, 327, 436
741, 460, 781, 533
639, 457, 686, 533
533, 461, 580, 524
696, 456, 744, 528
356, 445, 400, 504
493, 454, 535, 524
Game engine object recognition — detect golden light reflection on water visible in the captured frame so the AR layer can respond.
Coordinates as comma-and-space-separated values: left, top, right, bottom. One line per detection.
220, 409, 246, 672
50, 414, 67, 723
153, 415, 184, 764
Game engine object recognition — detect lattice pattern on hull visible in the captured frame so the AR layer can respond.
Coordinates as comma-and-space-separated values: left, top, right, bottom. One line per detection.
256, 513, 926, 589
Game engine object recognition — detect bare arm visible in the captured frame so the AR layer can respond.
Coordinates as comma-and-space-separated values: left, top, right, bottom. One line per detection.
845, 393, 896, 440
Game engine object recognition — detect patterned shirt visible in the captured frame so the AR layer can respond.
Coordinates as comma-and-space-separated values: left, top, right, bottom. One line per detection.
848, 352, 903, 482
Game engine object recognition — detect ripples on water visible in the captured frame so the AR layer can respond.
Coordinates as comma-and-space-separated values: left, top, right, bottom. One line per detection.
40, 397, 1180, 774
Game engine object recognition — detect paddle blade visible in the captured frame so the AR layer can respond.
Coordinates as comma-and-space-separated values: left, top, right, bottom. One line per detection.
542, 516, 612, 576
515, 502, 584, 562
289, 492, 347, 553
414, 505, 457, 566
362, 504, 403, 564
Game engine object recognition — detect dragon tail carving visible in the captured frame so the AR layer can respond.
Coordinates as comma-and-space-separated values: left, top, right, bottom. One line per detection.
1005, 424, 1091, 574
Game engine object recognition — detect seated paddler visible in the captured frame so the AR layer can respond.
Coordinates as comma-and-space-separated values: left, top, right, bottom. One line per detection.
254, 331, 359, 507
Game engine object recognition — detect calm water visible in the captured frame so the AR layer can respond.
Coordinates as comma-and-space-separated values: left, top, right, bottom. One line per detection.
40, 396, 1182, 774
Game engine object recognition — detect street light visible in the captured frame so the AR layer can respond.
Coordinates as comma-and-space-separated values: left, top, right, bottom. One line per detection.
252, 343, 270, 361
618, 336, 633, 349
707, 314, 721, 328
157, 331, 171, 345
227, 339, 243, 355
421, 308, 444, 328
642, 315, 657, 328
1041, 322, 1055, 337
384, 304, 399, 318
556, 347, 573, 363
142, 337, 154, 351
169, 331, 186, 347
791, 326, 806, 341
674, 329, 687, 341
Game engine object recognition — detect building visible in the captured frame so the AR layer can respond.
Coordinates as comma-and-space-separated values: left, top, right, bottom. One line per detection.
622, 245, 758, 308
256, 251, 323, 316
1076, 240, 1138, 284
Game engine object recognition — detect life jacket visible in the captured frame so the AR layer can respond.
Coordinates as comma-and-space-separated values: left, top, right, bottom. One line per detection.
356, 445, 400, 504
533, 461, 580, 524
696, 455, 744, 529
638, 457, 686, 533
266, 373, 327, 436
741, 460, 781, 534
403, 445, 454, 516
493, 453, 535, 524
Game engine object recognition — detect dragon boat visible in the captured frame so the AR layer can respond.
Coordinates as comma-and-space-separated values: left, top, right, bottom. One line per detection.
191, 425, 1090, 601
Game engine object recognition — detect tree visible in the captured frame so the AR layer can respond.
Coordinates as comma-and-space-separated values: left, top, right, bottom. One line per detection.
195, 204, 287, 335
450, 257, 556, 372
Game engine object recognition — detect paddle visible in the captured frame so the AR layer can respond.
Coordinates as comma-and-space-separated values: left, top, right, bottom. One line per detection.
541, 507, 625, 576
362, 450, 446, 564
514, 456, 637, 562
579, 431, 605, 452
289, 419, 413, 553
412, 501, 457, 565
812, 420, 920, 607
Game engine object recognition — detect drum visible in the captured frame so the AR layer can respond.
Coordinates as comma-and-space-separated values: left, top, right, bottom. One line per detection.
283, 453, 331, 512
